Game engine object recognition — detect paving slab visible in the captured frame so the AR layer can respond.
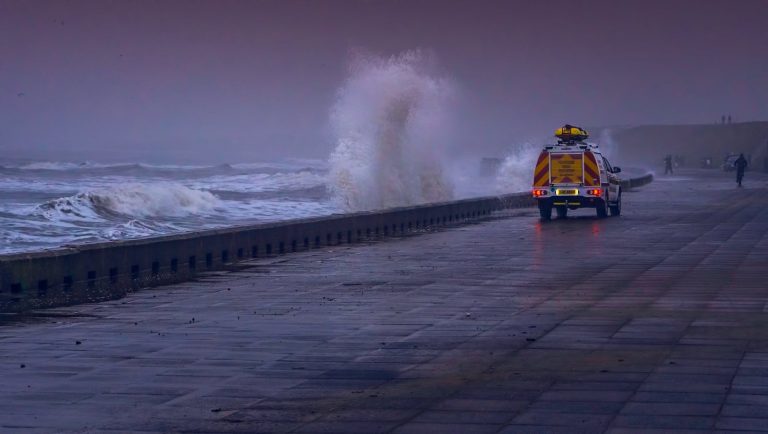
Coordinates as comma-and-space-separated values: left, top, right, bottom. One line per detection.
1, 169, 768, 433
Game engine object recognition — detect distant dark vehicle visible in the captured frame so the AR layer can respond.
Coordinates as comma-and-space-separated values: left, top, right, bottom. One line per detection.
722, 154, 739, 171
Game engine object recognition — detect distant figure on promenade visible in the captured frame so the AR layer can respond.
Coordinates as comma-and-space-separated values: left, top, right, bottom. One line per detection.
734, 153, 748, 187
727, 115, 732, 124
664, 154, 674, 175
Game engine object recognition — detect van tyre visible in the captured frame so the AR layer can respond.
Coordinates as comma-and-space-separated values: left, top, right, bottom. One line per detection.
556, 206, 567, 219
539, 202, 552, 221
609, 192, 622, 216
596, 198, 609, 218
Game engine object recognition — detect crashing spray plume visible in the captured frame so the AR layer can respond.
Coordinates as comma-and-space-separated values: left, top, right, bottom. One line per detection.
495, 143, 540, 193
328, 50, 454, 211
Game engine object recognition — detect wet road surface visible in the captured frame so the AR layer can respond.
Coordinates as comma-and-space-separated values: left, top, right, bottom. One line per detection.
2, 169, 768, 433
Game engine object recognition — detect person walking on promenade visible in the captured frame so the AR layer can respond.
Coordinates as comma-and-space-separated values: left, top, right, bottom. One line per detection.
734, 153, 748, 187
664, 154, 674, 175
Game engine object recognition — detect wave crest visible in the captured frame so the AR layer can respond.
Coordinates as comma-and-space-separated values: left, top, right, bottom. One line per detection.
35, 183, 221, 221
328, 50, 454, 211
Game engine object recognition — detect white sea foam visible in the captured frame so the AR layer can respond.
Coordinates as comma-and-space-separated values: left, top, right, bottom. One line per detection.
231, 159, 327, 171
328, 50, 454, 211
194, 171, 327, 193
100, 219, 180, 240
35, 183, 221, 221
0, 160, 343, 253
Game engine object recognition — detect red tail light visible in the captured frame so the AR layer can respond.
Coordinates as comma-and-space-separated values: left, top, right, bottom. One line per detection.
533, 189, 547, 197
587, 188, 602, 196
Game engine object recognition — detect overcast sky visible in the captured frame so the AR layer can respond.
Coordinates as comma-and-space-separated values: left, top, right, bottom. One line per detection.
1, 0, 766, 162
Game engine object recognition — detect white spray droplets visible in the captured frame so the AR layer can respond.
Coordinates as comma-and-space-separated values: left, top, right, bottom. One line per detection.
495, 143, 540, 193
328, 50, 454, 211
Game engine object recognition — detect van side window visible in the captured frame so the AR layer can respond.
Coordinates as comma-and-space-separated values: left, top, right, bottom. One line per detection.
602, 157, 613, 173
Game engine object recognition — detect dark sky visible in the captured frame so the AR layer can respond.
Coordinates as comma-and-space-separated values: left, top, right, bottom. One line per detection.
1, 0, 767, 162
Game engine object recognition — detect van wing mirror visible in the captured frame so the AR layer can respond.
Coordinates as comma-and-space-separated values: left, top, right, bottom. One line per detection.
613, 166, 622, 173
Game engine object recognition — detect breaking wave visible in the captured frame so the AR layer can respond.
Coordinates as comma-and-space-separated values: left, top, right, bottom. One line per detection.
0, 159, 340, 253
328, 50, 454, 211
35, 183, 221, 221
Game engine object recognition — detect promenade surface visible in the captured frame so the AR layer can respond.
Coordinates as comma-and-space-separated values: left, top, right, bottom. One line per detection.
2, 169, 768, 434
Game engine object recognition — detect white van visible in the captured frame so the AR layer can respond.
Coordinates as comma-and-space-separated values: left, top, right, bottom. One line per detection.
531, 126, 623, 220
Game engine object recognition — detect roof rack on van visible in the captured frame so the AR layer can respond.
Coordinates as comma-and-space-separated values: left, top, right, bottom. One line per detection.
546, 141, 599, 150
546, 124, 599, 150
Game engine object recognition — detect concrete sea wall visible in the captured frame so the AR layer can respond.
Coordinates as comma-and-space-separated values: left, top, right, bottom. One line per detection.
0, 174, 652, 313
622, 173, 654, 189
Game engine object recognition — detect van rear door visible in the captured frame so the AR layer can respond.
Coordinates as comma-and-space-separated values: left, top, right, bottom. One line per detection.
550, 152, 583, 184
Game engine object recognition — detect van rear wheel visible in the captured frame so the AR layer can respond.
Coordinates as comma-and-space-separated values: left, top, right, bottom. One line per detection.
609, 192, 622, 216
596, 199, 609, 218
539, 202, 552, 221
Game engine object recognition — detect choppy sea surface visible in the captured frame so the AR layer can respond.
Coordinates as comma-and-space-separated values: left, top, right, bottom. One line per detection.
0, 159, 338, 254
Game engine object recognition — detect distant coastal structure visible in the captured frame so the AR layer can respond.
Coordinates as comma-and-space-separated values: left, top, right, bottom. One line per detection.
591, 121, 768, 168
